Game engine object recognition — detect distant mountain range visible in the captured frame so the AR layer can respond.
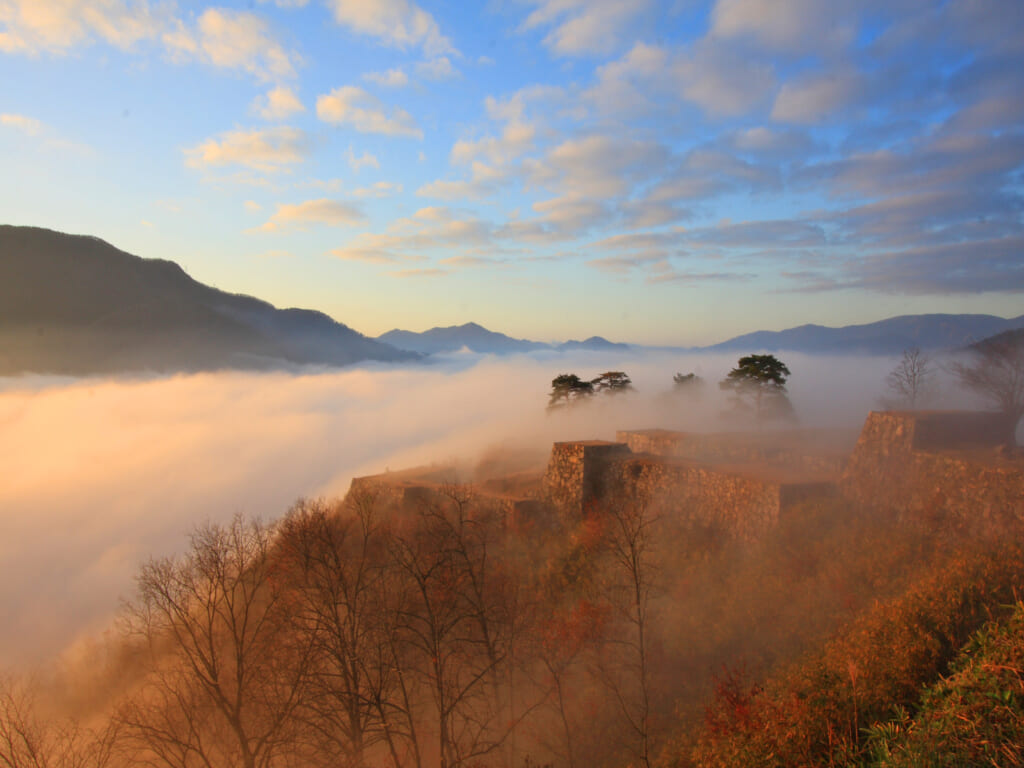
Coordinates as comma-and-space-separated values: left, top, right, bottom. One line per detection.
698, 314, 1024, 355
377, 323, 550, 355
378, 315, 1024, 358
0, 225, 414, 375
376, 323, 631, 355
3, 225, 1022, 376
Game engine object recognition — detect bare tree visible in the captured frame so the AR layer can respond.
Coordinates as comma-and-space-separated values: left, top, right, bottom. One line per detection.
388, 485, 522, 768
0, 677, 117, 768
119, 516, 313, 768
951, 331, 1024, 446
884, 347, 934, 409
534, 596, 608, 768
278, 491, 423, 768
597, 499, 659, 768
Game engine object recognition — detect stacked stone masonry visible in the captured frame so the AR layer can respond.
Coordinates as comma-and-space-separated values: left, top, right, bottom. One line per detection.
616, 428, 849, 475
347, 410, 1023, 546
841, 411, 1024, 532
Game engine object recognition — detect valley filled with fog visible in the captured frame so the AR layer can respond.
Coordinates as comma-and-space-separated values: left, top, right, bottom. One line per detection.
0, 350, 968, 667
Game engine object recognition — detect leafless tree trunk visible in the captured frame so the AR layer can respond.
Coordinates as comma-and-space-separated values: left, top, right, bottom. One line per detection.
119, 515, 313, 768
599, 499, 658, 768
0, 677, 118, 768
388, 485, 522, 768
278, 490, 424, 768
885, 347, 934, 408
951, 332, 1024, 446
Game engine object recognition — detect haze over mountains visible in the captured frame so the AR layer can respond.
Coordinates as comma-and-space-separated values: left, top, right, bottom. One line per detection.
2, 225, 1022, 376
377, 323, 630, 355
379, 316, 1024, 357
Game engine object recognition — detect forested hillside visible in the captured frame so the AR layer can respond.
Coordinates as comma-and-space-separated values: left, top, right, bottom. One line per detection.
3, 472, 1023, 768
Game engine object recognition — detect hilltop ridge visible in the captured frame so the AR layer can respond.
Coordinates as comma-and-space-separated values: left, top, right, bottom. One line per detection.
0, 225, 415, 375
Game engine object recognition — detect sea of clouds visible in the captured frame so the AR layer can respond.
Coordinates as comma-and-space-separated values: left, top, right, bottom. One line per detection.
0, 350, 972, 667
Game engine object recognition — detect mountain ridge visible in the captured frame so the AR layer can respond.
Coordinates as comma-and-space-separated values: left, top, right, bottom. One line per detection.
376, 324, 631, 355
698, 313, 1024, 355
4, 225, 1023, 375
0, 225, 415, 375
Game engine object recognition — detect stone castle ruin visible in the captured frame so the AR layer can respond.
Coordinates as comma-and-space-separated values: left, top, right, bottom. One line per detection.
347, 410, 1024, 540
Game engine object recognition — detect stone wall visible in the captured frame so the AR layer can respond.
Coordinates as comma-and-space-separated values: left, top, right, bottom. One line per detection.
599, 456, 783, 543
542, 441, 631, 521
840, 411, 1024, 531
602, 456, 839, 543
616, 428, 849, 475
542, 439, 838, 543
348, 410, 1023, 548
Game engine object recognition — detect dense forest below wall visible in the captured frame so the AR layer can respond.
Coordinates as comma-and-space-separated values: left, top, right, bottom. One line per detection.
4, 466, 1024, 768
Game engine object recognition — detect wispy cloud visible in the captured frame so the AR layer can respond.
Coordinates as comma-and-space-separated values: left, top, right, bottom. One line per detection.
322, 0, 454, 56
710, 0, 857, 54
317, 86, 423, 138
345, 145, 380, 172
363, 67, 409, 87
163, 8, 299, 82
184, 127, 311, 173
354, 181, 403, 198
520, 0, 654, 56
0, 112, 44, 136
0, 0, 166, 54
257, 198, 366, 232
252, 85, 305, 120
416, 56, 459, 80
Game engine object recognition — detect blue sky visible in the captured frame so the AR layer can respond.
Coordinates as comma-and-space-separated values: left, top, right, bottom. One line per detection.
1, 0, 1022, 345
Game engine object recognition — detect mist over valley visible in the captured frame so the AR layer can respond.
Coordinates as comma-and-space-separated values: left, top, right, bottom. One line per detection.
3, 0, 1024, 761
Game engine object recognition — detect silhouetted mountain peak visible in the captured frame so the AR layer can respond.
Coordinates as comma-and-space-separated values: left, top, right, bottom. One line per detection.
0, 225, 414, 374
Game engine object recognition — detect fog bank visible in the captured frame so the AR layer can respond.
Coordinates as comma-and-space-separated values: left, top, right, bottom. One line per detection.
0, 351, 959, 666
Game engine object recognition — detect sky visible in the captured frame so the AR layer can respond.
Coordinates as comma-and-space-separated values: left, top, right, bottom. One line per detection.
1, 0, 1023, 346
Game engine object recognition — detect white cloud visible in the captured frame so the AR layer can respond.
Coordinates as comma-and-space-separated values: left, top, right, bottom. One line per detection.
416, 56, 459, 80
345, 145, 380, 172
184, 127, 311, 173
0, 0, 166, 54
317, 86, 423, 138
330, 243, 409, 263
416, 178, 482, 201
584, 39, 774, 119
354, 181, 403, 197
244, 200, 262, 211
771, 69, 866, 124
417, 85, 561, 202
585, 42, 669, 114
710, 0, 857, 53
0, 112, 44, 136
295, 177, 344, 192
252, 85, 305, 120
532, 195, 608, 234
521, 0, 653, 56
257, 198, 366, 232
674, 39, 775, 117
364, 67, 409, 87
725, 126, 816, 156
545, 134, 669, 198
163, 8, 299, 82
323, 0, 453, 56
0, 111, 92, 154
332, 206, 494, 262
